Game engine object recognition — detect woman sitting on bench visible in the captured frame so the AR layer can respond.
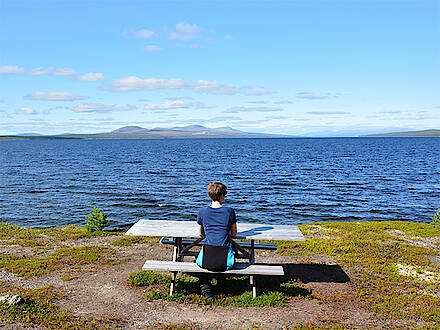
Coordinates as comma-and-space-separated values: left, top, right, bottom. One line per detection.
195, 182, 237, 299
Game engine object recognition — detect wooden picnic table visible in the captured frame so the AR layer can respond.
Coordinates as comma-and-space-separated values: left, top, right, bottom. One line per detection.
126, 219, 305, 297
126, 219, 305, 263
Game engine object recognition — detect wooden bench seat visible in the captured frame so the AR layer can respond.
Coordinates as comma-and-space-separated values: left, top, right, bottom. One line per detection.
160, 237, 277, 250
142, 260, 284, 297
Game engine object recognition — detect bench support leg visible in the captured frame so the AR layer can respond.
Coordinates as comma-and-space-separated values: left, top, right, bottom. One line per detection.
250, 275, 257, 298
170, 271, 177, 296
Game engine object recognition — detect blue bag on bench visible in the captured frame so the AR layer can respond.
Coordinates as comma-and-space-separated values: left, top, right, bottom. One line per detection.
196, 244, 234, 272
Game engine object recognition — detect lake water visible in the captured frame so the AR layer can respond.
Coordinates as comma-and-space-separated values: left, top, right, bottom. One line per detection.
0, 138, 439, 228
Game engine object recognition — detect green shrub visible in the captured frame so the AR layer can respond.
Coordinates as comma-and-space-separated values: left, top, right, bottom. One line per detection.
84, 206, 108, 232
430, 209, 440, 227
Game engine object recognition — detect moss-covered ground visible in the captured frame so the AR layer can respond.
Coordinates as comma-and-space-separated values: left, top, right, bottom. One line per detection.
0, 220, 438, 328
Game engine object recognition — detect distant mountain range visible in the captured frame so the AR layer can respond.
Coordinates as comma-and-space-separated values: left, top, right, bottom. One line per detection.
0, 125, 289, 140
2, 126, 439, 140
363, 129, 440, 137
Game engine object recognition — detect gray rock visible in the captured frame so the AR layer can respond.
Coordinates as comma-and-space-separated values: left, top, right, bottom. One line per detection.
0, 294, 23, 305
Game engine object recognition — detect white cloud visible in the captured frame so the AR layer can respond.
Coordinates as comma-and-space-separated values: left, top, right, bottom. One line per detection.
249, 101, 268, 104
205, 116, 242, 123
306, 111, 350, 115
190, 80, 244, 95
166, 96, 193, 100
244, 89, 273, 96
169, 22, 200, 40
379, 109, 401, 114
111, 76, 186, 91
144, 100, 210, 111
52, 68, 77, 76
69, 103, 136, 113
145, 100, 191, 110
19, 107, 37, 114
297, 92, 329, 100
25, 92, 86, 101
143, 45, 162, 52
265, 115, 290, 120
110, 76, 268, 95
77, 73, 105, 81
134, 29, 154, 39
225, 106, 283, 113
0, 65, 25, 74
30, 67, 54, 75
274, 100, 293, 104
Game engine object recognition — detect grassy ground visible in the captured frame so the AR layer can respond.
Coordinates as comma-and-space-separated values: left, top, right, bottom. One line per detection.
0, 220, 438, 329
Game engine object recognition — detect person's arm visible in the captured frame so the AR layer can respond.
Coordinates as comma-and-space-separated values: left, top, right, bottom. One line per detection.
230, 223, 237, 237
198, 224, 205, 237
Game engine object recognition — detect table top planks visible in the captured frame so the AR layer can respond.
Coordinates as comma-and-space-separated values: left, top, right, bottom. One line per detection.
125, 219, 304, 241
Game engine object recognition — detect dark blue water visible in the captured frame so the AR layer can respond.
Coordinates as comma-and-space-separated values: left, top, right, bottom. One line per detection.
0, 138, 438, 228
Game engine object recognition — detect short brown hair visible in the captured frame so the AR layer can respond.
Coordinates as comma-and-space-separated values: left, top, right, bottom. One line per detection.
207, 182, 227, 202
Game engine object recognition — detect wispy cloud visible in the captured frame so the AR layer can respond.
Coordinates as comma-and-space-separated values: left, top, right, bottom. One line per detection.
166, 96, 194, 100
19, 107, 37, 115
265, 115, 290, 120
248, 101, 268, 104
144, 100, 210, 111
143, 45, 162, 52
25, 92, 86, 101
0, 65, 25, 74
134, 29, 154, 39
69, 103, 136, 113
169, 22, 200, 40
225, 106, 282, 113
297, 92, 328, 100
52, 68, 77, 76
274, 100, 293, 104
306, 111, 350, 115
379, 109, 401, 114
111, 76, 186, 91
145, 100, 192, 110
30, 67, 54, 75
77, 72, 105, 81
205, 116, 242, 123
244, 89, 273, 96
190, 80, 245, 95
109, 76, 263, 95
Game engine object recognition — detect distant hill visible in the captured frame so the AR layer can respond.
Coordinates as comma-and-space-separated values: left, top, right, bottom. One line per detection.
363, 129, 440, 137
1, 125, 289, 140
16, 133, 42, 136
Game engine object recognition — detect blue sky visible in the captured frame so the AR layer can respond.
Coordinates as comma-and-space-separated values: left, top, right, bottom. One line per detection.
0, 0, 438, 136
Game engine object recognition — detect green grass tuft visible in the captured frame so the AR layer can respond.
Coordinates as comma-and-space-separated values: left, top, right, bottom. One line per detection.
131, 271, 313, 307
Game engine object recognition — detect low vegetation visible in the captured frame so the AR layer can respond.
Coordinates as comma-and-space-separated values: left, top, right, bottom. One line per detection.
0, 219, 438, 328
285, 221, 440, 324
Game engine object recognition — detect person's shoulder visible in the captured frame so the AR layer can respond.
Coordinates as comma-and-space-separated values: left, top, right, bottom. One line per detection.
223, 206, 235, 213
198, 206, 210, 214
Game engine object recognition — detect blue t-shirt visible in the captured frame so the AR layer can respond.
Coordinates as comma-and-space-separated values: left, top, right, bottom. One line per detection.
197, 206, 236, 246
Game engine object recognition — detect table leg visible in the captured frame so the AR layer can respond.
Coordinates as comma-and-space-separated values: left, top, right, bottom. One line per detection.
170, 237, 183, 296
170, 271, 177, 295
250, 239, 255, 264
250, 275, 257, 298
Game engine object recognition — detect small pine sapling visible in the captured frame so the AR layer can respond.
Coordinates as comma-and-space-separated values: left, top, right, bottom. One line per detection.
431, 209, 440, 228
85, 206, 109, 232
